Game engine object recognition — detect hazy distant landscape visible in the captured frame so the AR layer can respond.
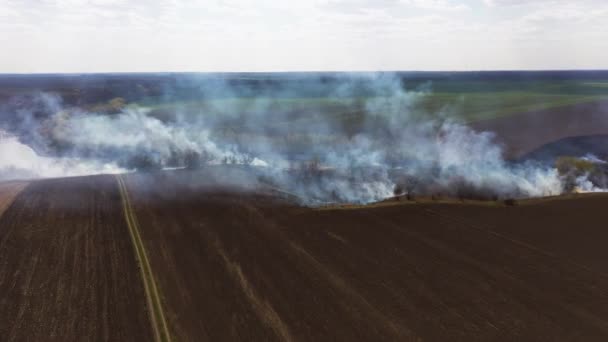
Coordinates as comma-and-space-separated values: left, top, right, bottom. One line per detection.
2, 71, 608, 203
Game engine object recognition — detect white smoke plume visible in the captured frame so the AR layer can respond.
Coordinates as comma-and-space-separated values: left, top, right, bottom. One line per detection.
0, 73, 602, 204
0, 130, 124, 181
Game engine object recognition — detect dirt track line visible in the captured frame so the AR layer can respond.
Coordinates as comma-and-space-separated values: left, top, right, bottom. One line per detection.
209, 232, 294, 342
241, 204, 418, 341
0, 181, 29, 219
116, 175, 172, 342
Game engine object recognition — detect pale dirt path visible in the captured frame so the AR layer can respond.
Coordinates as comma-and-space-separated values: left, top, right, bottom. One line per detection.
0, 181, 28, 218
116, 175, 172, 342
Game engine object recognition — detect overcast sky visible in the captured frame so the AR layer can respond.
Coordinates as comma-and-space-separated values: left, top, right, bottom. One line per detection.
0, 0, 607, 73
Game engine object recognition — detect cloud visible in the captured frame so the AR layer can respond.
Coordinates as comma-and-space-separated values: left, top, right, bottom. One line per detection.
491, 1, 608, 40
0, 0, 606, 71
483, 0, 534, 5
322, 0, 469, 14
484, 0, 606, 6
403, 0, 469, 11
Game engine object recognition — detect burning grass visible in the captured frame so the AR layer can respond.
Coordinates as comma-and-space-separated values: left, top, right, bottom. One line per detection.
555, 155, 608, 192
2, 72, 608, 205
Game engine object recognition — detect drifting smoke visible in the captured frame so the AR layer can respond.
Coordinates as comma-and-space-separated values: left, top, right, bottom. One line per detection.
0, 92, 249, 173
0, 130, 124, 181
0, 73, 603, 203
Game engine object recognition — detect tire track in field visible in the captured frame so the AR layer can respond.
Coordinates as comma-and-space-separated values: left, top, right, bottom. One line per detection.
208, 231, 295, 342
116, 175, 172, 342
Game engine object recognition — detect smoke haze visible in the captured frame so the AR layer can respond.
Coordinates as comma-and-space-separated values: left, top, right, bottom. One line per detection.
0, 131, 124, 181
0, 73, 605, 204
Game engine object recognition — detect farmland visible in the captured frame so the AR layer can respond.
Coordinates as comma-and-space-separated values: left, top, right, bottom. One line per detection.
2, 72, 608, 124
143, 81, 608, 125
2, 71, 608, 341
471, 99, 608, 159
120, 169, 608, 341
0, 176, 152, 341
0, 168, 608, 340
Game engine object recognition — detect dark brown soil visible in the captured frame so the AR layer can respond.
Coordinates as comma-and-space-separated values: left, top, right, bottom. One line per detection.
2, 170, 608, 341
471, 100, 608, 159
123, 170, 608, 342
429, 194, 608, 274
0, 175, 153, 342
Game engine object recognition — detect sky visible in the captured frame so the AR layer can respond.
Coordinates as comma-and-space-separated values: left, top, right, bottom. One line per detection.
0, 0, 607, 73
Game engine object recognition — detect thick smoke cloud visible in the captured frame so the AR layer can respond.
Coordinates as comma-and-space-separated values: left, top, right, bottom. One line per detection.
0, 131, 124, 181
0, 73, 602, 203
